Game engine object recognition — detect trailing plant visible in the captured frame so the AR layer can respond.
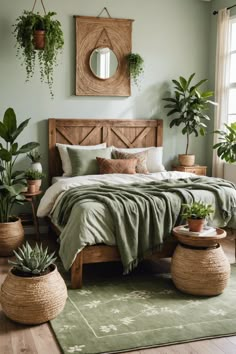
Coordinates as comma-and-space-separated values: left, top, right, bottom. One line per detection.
27, 149, 41, 163
126, 53, 144, 86
213, 123, 236, 163
13, 10, 64, 98
181, 201, 214, 220
163, 73, 215, 155
9, 242, 57, 276
0, 108, 39, 222
25, 169, 45, 180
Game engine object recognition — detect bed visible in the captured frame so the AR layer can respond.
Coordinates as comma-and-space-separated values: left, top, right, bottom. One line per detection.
38, 118, 236, 289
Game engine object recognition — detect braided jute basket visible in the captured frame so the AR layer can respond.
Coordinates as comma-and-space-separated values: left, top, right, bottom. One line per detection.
171, 244, 230, 296
0, 218, 24, 257
0, 264, 67, 324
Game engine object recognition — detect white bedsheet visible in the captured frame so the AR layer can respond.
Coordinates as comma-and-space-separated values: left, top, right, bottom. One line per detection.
37, 171, 197, 217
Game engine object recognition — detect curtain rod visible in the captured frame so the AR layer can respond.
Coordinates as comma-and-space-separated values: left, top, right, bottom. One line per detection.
213, 4, 236, 15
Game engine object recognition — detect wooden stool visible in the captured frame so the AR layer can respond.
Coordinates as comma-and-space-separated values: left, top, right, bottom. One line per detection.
22, 191, 42, 241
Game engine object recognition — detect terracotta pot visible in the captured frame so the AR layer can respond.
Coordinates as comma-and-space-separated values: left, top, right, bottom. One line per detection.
0, 218, 24, 256
34, 30, 45, 50
0, 264, 67, 324
27, 179, 42, 193
178, 154, 195, 166
188, 218, 205, 233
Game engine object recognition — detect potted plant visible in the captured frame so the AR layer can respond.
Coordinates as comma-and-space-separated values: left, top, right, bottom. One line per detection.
0, 107, 39, 256
25, 169, 45, 193
27, 148, 42, 172
126, 53, 144, 86
213, 123, 236, 163
13, 10, 64, 98
0, 242, 67, 324
181, 201, 214, 232
163, 73, 215, 166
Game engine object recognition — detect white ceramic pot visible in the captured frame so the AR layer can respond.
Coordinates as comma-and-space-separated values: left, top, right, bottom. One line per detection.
31, 162, 42, 173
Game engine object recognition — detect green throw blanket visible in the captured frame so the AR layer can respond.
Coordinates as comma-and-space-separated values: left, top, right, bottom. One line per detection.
56, 177, 236, 273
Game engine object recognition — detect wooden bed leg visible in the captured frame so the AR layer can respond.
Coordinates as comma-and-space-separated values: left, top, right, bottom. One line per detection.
71, 252, 83, 289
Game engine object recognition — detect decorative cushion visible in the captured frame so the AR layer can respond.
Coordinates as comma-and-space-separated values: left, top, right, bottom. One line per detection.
112, 150, 149, 174
56, 143, 107, 176
67, 147, 112, 176
112, 146, 165, 173
96, 157, 137, 174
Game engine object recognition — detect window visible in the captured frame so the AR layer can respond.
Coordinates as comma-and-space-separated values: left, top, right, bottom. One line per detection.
228, 18, 236, 124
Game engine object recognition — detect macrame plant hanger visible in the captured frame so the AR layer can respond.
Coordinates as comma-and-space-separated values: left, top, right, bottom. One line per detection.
97, 7, 112, 18
31, 0, 47, 14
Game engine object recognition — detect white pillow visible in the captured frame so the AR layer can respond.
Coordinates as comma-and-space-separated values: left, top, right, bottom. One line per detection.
57, 143, 107, 176
112, 146, 165, 173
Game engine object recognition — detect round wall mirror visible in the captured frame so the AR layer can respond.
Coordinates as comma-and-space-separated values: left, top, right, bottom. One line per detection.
89, 47, 118, 79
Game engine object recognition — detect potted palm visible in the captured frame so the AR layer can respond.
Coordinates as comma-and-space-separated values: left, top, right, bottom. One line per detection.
25, 169, 45, 193
0, 107, 39, 256
0, 242, 67, 324
181, 201, 214, 232
163, 73, 215, 166
13, 10, 64, 98
213, 123, 236, 163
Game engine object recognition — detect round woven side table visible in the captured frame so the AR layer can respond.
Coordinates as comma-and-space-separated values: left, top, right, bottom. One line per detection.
171, 226, 230, 296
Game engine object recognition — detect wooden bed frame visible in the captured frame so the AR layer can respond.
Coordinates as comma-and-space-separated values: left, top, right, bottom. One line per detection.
48, 118, 176, 288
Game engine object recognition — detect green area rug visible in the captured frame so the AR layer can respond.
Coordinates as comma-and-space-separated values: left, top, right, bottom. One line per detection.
51, 264, 236, 354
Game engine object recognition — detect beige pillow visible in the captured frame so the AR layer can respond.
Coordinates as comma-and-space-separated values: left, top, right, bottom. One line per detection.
113, 150, 149, 174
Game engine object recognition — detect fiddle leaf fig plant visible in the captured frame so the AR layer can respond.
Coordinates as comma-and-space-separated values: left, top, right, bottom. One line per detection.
127, 53, 144, 86
213, 123, 236, 163
163, 73, 215, 155
0, 108, 39, 222
13, 10, 64, 98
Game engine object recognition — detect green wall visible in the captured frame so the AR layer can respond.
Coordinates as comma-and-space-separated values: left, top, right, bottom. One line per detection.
207, 0, 236, 173
0, 0, 211, 179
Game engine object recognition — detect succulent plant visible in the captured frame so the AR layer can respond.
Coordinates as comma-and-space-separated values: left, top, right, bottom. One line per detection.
9, 242, 57, 275
25, 169, 45, 180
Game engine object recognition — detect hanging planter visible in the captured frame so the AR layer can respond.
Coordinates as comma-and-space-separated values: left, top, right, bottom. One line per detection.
13, 0, 64, 98
126, 53, 144, 87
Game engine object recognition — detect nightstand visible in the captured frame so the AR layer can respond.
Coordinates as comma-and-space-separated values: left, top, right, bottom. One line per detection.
172, 165, 207, 176
22, 190, 42, 241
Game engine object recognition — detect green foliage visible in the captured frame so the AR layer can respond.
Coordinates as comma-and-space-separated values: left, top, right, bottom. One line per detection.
163, 73, 214, 154
0, 107, 39, 222
9, 242, 57, 276
181, 201, 214, 220
27, 148, 41, 162
126, 53, 144, 86
213, 123, 236, 163
13, 11, 64, 98
25, 169, 45, 180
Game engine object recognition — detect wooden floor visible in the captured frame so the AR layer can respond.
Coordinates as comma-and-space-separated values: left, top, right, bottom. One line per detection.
0, 232, 236, 354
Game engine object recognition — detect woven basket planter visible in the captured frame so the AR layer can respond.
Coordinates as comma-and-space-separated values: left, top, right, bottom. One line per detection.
171, 244, 230, 296
178, 154, 195, 166
0, 264, 67, 324
0, 218, 24, 257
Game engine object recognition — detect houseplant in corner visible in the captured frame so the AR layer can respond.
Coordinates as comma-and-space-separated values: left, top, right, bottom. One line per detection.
25, 169, 45, 193
126, 53, 144, 87
0, 107, 39, 256
163, 73, 215, 166
213, 122, 236, 163
181, 201, 214, 232
0, 242, 67, 324
13, 10, 64, 98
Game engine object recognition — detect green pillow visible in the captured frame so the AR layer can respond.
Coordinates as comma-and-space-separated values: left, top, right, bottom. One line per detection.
67, 147, 112, 176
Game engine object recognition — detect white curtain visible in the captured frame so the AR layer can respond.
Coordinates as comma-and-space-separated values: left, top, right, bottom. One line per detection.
212, 8, 230, 178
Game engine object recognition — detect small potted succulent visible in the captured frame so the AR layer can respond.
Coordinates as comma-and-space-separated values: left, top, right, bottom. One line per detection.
13, 10, 64, 98
126, 53, 144, 87
181, 201, 214, 232
0, 242, 67, 324
163, 73, 215, 166
27, 149, 42, 172
25, 169, 45, 193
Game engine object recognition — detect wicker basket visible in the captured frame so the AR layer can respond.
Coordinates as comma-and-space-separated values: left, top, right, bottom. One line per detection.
0, 218, 24, 257
171, 244, 230, 296
0, 264, 67, 324
178, 154, 195, 166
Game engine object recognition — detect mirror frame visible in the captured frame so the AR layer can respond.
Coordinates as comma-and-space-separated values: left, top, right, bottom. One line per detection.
75, 16, 133, 96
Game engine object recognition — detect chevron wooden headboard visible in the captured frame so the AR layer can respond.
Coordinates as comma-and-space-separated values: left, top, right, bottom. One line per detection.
48, 118, 163, 180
